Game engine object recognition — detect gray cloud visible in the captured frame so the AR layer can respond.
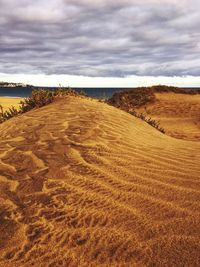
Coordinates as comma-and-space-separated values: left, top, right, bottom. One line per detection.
0, 0, 200, 77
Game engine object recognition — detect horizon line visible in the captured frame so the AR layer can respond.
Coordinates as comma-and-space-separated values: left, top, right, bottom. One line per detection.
0, 73, 200, 88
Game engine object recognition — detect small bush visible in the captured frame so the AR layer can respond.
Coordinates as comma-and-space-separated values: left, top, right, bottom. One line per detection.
0, 88, 82, 124
107, 85, 200, 112
18, 89, 55, 113
107, 87, 156, 110
107, 87, 166, 134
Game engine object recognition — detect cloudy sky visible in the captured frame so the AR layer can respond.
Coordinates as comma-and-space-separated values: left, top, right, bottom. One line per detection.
0, 0, 200, 86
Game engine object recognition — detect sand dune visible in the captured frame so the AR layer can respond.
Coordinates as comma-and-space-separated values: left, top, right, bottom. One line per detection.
136, 93, 200, 141
0, 96, 200, 266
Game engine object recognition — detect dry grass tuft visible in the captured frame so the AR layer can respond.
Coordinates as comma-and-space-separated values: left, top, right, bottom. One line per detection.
129, 110, 165, 133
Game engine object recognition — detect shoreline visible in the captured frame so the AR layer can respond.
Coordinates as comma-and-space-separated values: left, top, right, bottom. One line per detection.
0, 95, 22, 98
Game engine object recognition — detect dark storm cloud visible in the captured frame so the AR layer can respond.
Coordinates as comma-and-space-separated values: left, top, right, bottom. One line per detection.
0, 0, 200, 76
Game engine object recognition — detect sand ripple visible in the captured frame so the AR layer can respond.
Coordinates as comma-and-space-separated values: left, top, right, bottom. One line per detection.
0, 97, 200, 266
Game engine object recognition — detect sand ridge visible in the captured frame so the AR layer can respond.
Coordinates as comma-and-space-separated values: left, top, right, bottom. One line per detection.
136, 92, 200, 141
0, 96, 200, 266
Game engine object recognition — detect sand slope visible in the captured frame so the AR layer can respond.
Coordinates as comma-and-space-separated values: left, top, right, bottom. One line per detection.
137, 93, 200, 141
0, 96, 200, 267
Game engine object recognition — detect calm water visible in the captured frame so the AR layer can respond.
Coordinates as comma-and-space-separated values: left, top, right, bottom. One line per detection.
0, 87, 133, 99
1, 87, 200, 99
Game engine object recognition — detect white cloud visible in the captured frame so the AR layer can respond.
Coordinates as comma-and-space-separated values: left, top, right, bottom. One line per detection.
1, 73, 200, 88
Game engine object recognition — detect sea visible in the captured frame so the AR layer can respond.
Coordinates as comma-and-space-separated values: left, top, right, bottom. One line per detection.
0, 87, 200, 100
0, 87, 133, 99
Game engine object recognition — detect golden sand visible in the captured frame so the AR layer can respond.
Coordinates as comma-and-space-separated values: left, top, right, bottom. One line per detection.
0, 97, 23, 111
137, 92, 200, 141
0, 96, 200, 266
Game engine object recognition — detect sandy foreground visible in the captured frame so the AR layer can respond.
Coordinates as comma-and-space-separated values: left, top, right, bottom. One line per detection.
0, 96, 200, 267
0, 97, 23, 111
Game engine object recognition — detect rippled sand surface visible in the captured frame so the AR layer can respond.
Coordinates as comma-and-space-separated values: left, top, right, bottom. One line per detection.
137, 93, 200, 141
0, 96, 200, 267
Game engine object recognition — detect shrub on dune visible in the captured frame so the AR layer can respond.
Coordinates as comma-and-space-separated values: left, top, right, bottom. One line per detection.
107, 86, 167, 134
0, 88, 82, 123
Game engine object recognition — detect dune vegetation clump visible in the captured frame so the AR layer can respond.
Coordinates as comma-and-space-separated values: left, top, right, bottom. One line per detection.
107, 87, 156, 110
149, 85, 200, 94
129, 110, 165, 133
0, 104, 19, 123
107, 86, 167, 133
107, 85, 200, 112
0, 88, 84, 123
